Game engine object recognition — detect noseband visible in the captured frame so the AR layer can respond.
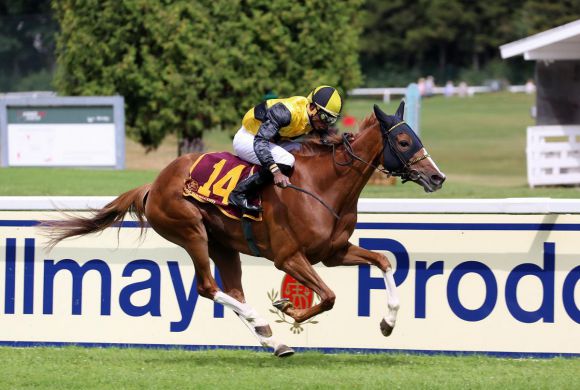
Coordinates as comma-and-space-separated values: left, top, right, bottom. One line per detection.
331, 121, 430, 182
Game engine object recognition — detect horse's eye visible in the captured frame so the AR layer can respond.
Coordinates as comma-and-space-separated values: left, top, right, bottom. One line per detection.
400, 141, 410, 147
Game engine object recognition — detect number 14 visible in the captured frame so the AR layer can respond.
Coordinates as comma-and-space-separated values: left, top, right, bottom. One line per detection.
197, 159, 246, 204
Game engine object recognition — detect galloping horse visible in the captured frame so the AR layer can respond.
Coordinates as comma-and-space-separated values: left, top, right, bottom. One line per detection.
44, 102, 445, 357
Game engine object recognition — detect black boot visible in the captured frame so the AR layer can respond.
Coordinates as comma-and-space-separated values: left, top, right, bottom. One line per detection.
228, 172, 266, 212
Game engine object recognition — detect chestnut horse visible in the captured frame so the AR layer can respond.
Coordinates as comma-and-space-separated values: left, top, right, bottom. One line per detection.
44, 102, 445, 357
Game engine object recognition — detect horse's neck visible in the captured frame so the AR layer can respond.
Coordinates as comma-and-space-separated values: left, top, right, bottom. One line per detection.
316, 123, 384, 213
342, 123, 383, 190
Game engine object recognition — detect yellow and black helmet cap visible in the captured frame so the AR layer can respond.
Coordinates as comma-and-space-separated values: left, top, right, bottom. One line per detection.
307, 85, 343, 117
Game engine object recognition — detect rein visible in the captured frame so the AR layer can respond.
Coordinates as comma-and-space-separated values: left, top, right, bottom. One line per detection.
286, 183, 339, 219
332, 133, 390, 175
290, 120, 430, 220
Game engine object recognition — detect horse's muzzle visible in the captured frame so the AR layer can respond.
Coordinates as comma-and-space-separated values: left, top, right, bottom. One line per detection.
418, 171, 446, 193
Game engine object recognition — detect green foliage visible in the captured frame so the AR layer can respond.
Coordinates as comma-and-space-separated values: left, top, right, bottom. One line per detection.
0, 1, 56, 91
458, 59, 534, 86
359, 0, 578, 86
53, 0, 363, 149
13, 68, 54, 91
514, 0, 580, 36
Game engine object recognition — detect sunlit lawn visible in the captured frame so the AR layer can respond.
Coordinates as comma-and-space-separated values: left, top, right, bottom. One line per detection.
0, 348, 577, 389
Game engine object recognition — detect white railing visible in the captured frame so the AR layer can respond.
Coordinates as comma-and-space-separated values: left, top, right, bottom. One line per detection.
348, 87, 407, 102
2, 196, 580, 213
348, 85, 527, 102
527, 125, 580, 187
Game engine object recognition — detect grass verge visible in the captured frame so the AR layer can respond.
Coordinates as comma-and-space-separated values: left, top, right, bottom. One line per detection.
0, 347, 578, 389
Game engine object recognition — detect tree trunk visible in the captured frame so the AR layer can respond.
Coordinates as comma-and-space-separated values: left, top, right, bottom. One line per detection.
438, 44, 446, 74
472, 51, 479, 71
178, 134, 205, 156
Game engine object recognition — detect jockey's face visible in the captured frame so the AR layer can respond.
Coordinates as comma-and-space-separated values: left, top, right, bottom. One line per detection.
308, 103, 329, 131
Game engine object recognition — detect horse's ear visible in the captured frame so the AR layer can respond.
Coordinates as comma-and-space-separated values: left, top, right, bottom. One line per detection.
395, 100, 405, 119
373, 104, 393, 126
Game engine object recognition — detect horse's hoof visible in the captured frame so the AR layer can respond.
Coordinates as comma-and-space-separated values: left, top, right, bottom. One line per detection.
272, 298, 293, 312
274, 344, 295, 358
254, 325, 273, 338
380, 318, 394, 337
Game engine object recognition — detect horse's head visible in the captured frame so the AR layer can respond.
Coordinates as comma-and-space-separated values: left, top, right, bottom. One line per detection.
373, 102, 445, 192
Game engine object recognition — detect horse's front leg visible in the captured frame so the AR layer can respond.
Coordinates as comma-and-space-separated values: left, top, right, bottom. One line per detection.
323, 243, 400, 337
209, 244, 293, 357
273, 252, 336, 323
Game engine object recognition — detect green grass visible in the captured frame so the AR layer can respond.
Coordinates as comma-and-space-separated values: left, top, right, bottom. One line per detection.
0, 348, 578, 389
0, 167, 157, 196
343, 93, 576, 198
1, 93, 579, 198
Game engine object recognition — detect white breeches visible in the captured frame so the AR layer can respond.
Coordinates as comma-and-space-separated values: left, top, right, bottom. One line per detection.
233, 127, 297, 167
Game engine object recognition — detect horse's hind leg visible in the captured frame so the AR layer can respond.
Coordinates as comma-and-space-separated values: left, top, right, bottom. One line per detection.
209, 244, 294, 357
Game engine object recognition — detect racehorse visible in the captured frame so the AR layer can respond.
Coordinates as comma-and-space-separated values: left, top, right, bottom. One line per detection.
43, 102, 445, 357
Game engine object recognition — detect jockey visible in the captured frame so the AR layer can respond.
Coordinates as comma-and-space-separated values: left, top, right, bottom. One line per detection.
228, 85, 343, 212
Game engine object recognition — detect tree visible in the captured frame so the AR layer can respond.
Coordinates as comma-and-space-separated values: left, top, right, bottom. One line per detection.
53, 0, 363, 153
359, 0, 423, 84
405, 0, 465, 73
359, 0, 574, 86
0, 0, 56, 91
460, 0, 526, 71
514, 0, 580, 36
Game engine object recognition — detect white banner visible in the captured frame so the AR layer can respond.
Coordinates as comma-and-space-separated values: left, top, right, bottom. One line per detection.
7, 124, 117, 166
1, 211, 578, 356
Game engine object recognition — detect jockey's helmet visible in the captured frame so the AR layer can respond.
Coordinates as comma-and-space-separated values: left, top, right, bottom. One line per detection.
307, 85, 342, 124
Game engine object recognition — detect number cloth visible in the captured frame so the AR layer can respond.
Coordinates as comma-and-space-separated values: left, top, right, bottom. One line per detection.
183, 152, 262, 220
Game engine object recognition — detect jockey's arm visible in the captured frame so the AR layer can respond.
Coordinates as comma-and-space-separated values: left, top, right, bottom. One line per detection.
253, 103, 291, 171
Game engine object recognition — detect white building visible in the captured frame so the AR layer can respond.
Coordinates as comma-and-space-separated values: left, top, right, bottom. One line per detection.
500, 20, 580, 187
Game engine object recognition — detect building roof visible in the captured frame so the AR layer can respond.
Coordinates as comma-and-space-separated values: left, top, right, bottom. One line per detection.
500, 19, 580, 60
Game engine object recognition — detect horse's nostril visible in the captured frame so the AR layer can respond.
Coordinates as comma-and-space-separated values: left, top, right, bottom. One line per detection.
432, 174, 446, 185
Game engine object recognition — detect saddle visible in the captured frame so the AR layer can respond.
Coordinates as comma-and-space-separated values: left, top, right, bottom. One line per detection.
183, 152, 262, 221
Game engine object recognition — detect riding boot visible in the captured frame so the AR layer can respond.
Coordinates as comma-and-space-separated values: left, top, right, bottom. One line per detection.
228, 164, 293, 212
228, 172, 267, 212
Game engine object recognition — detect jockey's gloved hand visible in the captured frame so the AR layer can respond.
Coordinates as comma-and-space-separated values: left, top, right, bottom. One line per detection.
344, 132, 355, 142
273, 171, 291, 188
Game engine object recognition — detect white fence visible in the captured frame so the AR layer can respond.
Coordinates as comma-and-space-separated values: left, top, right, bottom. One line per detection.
527, 125, 580, 187
2, 196, 580, 213
348, 85, 511, 102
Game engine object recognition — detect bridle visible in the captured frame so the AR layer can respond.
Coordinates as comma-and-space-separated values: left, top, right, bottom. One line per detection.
298, 119, 430, 220
329, 120, 430, 183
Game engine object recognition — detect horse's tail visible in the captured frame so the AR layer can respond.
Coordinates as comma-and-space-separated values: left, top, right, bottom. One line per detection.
41, 184, 151, 249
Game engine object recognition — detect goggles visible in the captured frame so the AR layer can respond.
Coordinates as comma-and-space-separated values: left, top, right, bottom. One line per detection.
317, 109, 339, 125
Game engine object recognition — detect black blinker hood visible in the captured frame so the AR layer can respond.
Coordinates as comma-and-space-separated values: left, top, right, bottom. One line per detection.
373, 104, 424, 173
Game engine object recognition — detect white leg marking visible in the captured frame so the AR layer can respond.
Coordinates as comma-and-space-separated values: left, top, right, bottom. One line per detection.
214, 291, 284, 351
236, 314, 283, 350
382, 269, 400, 327
214, 291, 268, 326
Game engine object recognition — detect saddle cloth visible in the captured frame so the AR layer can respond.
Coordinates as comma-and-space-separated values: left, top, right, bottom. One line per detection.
183, 152, 262, 221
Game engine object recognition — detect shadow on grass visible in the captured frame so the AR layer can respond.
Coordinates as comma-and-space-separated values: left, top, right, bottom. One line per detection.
140, 348, 417, 368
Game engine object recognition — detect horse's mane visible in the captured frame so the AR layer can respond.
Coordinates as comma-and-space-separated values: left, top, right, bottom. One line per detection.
294, 114, 378, 157
294, 132, 343, 156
